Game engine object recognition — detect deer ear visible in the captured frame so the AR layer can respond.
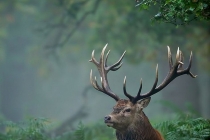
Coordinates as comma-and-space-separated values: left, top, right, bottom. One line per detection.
136, 97, 151, 111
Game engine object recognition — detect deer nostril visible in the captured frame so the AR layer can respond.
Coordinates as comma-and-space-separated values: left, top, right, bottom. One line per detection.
104, 116, 111, 121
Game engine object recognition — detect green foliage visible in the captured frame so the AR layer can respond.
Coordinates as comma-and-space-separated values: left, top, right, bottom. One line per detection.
0, 118, 50, 140
0, 118, 115, 140
136, 0, 210, 25
0, 116, 210, 140
74, 122, 85, 140
155, 116, 210, 140
84, 122, 115, 140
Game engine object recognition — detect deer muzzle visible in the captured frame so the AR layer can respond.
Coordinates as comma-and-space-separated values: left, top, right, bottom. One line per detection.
104, 115, 113, 127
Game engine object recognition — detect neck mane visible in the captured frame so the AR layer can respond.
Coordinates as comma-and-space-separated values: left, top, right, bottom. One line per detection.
116, 111, 162, 140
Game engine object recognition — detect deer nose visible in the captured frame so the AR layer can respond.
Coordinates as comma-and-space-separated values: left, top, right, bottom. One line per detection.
104, 115, 111, 121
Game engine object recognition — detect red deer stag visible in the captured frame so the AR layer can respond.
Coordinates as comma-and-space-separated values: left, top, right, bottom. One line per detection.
89, 44, 196, 140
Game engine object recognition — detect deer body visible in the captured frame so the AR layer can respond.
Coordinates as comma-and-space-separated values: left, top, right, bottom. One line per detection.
89, 44, 196, 140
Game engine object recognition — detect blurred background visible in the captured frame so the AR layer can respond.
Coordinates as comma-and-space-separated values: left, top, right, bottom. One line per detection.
0, 0, 209, 136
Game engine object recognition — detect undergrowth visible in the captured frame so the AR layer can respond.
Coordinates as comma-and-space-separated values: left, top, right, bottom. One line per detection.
0, 115, 209, 140
0, 117, 50, 140
155, 115, 210, 140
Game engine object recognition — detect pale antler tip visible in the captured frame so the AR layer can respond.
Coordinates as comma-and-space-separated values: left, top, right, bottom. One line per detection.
140, 78, 143, 84
91, 50, 95, 57
124, 76, 127, 83
92, 50, 95, 55
104, 43, 108, 49
89, 50, 95, 62
123, 76, 126, 85
156, 64, 159, 78
167, 46, 171, 54
190, 51, 193, 57
176, 47, 180, 59
178, 61, 184, 65
167, 46, 170, 50
190, 73, 197, 78
106, 50, 111, 59
90, 69, 93, 83
101, 45, 108, 57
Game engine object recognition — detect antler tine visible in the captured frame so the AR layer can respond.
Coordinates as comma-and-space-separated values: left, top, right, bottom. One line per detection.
178, 50, 184, 70
167, 46, 173, 69
175, 47, 185, 66
111, 62, 123, 71
90, 44, 122, 101
108, 51, 126, 71
104, 48, 125, 71
89, 50, 99, 66
123, 76, 134, 101
100, 44, 108, 66
175, 47, 180, 63
187, 51, 193, 71
178, 51, 197, 78
132, 78, 143, 103
130, 46, 197, 104
90, 69, 103, 91
150, 64, 159, 92
105, 49, 110, 67
131, 64, 159, 104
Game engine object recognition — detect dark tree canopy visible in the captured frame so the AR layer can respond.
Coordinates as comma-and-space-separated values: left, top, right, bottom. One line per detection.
136, 0, 210, 25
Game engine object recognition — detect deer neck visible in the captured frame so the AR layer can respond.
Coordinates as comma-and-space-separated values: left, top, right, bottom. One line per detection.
116, 111, 159, 140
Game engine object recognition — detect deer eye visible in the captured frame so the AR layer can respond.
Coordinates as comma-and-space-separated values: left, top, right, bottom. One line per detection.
125, 108, 131, 112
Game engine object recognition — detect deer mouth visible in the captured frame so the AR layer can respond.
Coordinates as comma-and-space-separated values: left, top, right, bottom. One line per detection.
104, 120, 114, 127
105, 122, 113, 127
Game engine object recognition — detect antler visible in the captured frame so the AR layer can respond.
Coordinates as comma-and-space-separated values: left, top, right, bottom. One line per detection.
89, 44, 126, 101
124, 46, 197, 104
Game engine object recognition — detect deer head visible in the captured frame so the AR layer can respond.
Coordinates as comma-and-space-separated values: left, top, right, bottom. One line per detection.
89, 44, 196, 139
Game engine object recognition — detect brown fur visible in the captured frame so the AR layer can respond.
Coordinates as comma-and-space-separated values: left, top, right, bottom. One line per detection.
105, 99, 164, 140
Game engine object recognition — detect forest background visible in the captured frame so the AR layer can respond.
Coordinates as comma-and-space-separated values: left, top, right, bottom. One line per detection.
0, 0, 209, 139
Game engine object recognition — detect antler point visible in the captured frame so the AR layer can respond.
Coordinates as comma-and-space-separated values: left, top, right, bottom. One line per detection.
176, 47, 180, 60
178, 61, 184, 65
92, 50, 95, 54
104, 43, 108, 49
124, 76, 127, 83
140, 78, 143, 85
